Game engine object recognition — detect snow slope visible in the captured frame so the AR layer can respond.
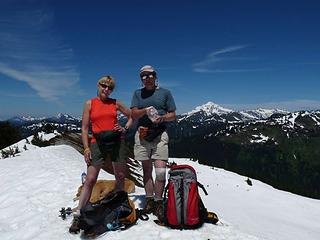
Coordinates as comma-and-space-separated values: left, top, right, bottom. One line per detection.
0, 145, 319, 240
0, 131, 59, 159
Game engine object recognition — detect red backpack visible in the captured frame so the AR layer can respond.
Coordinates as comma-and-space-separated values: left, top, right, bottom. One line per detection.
164, 164, 209, 229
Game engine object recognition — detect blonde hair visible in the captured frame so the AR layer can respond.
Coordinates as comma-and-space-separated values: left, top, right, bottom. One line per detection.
97, 75, 115, 90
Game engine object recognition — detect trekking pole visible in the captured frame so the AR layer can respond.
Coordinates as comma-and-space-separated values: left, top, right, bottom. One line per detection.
197, 182, 208, 195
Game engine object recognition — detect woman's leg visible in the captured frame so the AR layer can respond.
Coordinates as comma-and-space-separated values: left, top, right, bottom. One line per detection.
77, 164, 101, 210
69, 165, 101, 233
112, 161, 127, 190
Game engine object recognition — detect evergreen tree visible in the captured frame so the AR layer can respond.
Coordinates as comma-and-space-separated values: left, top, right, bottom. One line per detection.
43, 123, 55, 134
0, 122, 22, 149
14, 146, 20, 154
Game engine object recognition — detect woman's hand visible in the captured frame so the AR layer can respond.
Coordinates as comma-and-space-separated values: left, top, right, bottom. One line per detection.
83, 148, 92, 165
114, 124, 127, 134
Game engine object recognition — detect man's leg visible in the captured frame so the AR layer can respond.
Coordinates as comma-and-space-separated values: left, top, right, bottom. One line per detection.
151, 132, 168, 200
152, 160, 166, 221
142, 159, 154, 196
151, 131, 169, 221
134, 132, 154, 212
154, 159, 166, 200
141, 159, 155, 213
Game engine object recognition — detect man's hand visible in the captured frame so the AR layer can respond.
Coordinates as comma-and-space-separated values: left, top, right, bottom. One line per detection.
139, 127, 148, 140
153, 115, 165, 125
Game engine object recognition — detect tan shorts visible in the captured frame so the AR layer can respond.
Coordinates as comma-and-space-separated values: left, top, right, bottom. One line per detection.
134, 130, 169, 161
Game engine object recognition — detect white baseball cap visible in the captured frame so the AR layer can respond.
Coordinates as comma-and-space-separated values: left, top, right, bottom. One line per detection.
139, 65, 156, 74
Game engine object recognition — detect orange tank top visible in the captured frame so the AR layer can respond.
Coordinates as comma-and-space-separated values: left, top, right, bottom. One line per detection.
90, 98, 117, 143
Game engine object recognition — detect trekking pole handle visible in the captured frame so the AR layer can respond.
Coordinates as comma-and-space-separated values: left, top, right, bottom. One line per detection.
197, 182, 208, 195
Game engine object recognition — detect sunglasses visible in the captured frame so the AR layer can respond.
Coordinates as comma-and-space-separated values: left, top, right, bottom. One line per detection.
140, 73, 156, 80
99, 83, 114, 90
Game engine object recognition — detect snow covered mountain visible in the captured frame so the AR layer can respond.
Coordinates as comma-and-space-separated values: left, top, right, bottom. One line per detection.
0, 142, 319, 240
5, 113, 82, 137
179, 102, 237, 122
7, 113, 81, 126
185, 101, 233, 117
46, 113, 82, 123
176, 102, 292, 125
6, 116, 46, 126
178, 101, 289, 123
240, 108, 289, 120
172, 102, 320, 138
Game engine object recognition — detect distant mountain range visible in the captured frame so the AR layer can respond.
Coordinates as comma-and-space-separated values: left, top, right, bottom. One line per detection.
180, 101, 289, 122
4, 113, 82, 137
2, 102, 301, 129
7, 113, 81, 126
167, 102, 320, 199
173, 101, 319, 135
3, 102, 320, 141
3, 102, 320, 199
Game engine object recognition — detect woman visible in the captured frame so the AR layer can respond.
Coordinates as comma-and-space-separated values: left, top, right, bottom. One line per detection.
130, 65, 176, 220
69, 75, 132, 234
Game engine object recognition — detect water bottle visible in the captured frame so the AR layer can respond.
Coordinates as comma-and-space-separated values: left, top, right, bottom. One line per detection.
81, 172, 87, 184
146, 106, 159, 122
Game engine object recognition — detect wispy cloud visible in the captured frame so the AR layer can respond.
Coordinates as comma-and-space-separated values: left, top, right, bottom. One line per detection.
208, 45, 248, 57
159, 80, 181, 88
224, 99, 320, 112
193, 68, 270, 73
193, 45, 266, 73
0, 2, 79, 101
0, 90, 38, 98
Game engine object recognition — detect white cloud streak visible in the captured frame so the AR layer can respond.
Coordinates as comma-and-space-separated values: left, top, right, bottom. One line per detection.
223, 99, 320, 112
208, 45, 248, 57
193, 68, 270, 73
193, 45, 264, 73
0, 3, 79, 101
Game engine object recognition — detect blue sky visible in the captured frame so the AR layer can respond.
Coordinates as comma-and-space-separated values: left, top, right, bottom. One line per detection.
0, 0, 320, 119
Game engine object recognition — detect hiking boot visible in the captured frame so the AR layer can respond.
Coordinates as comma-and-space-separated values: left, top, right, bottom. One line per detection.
69, 214, 80, 234
154, 200, 165, 222
143, 197, 155, 214
206, 211, 219, 224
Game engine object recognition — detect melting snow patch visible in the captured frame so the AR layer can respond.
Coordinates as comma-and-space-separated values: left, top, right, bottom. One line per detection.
311, 116, 320, 125
250, 134, 270, 143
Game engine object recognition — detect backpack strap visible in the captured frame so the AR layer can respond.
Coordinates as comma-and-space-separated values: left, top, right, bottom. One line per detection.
164, 183, 169, 198
197, 182, 208, 195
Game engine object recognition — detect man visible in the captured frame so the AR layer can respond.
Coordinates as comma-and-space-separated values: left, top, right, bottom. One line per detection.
131, 65, 176, 220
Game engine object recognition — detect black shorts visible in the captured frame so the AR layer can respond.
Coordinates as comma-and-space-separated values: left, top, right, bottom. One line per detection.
90, 140, 127, 166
